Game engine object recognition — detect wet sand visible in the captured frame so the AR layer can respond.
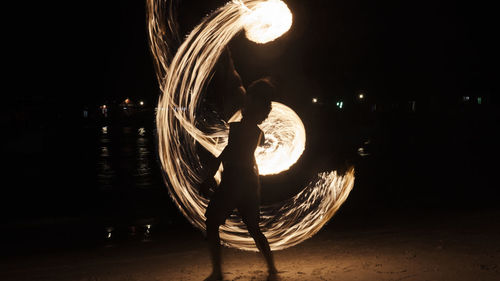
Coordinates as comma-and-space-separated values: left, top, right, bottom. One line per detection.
1, 209, 499, 281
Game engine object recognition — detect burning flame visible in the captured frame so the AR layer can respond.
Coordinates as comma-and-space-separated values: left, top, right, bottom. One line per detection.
241, 0, 293, 44
147, 0, 354, 251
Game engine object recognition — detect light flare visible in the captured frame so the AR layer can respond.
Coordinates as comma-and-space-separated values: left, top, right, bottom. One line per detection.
147, 0, 355, 251
241, 0, 293, 44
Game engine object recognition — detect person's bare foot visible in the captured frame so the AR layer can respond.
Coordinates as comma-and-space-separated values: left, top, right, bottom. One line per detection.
267, 269, 280, 281
204, 271, 223, 281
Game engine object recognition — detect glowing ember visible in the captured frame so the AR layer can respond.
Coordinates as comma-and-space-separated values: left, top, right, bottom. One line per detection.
147, 0, 355, 251
241, 0, 293, 44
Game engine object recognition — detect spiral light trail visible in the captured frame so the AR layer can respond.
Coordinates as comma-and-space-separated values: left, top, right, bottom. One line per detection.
147, 0, 355, 251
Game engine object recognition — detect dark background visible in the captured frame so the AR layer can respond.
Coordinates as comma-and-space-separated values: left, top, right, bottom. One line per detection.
2, 0, 499, 253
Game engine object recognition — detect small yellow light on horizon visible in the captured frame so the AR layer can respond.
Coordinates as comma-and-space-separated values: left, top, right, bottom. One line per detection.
140, 101, 144, 106
359, 94, 364, 99
312, 98, 318, 103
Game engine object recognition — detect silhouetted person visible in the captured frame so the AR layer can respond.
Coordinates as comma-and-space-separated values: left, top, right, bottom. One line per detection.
201, 50, 278, 281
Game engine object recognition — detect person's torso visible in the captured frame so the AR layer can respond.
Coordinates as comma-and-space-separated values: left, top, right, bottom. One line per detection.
222, 122, 261, 170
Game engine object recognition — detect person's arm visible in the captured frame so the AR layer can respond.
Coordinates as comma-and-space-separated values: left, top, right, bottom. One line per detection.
214, 47, 246, 117
222, 47, 246, 97
199, 125, 231, 196
199, 150, 224, 197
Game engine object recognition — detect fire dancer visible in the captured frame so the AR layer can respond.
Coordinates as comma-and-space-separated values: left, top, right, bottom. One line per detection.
201, 49, 279, 281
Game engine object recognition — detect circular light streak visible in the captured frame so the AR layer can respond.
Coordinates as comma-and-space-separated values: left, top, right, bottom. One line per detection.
147, 0, 355, 251
228, 102, 305, 175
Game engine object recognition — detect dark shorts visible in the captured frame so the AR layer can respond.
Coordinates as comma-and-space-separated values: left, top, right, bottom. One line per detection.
205, 173, 261, 226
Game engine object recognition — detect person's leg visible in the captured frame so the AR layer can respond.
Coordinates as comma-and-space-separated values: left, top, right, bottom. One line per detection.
241, 208, 277, 274
205, 218, 223, 281
204, 184, 235, 281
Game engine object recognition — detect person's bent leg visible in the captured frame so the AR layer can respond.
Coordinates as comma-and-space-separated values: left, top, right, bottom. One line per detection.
242, 213, 278, 275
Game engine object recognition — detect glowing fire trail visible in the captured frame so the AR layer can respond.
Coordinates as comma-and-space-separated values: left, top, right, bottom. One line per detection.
147, 0, 355, 251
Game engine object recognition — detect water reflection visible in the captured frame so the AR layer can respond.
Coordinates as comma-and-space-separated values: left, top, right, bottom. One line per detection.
143, 224, 152, 241
105, 226, 114, 239
97, 127, 115, 191
138, 127, 146, 136
135, 130, 152, 188
102, 224, 155, 244
357, 139, 372, 157
93, 124, 165, 244
96, 126, 156, 191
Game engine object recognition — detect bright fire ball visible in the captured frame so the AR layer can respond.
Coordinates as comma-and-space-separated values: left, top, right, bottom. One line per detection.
243, 0, 293, 44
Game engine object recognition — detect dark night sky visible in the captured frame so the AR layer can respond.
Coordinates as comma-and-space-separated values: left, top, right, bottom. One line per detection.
6, 0, 498, 110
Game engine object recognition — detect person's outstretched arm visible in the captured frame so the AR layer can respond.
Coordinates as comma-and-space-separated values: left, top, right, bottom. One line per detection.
212, 47, 246, 119
220, 47, 246, 97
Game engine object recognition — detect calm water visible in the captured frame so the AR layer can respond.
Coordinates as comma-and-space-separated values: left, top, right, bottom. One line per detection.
2, 120, 186, 250
96, 125, 157, 191
88, 123, 182, 231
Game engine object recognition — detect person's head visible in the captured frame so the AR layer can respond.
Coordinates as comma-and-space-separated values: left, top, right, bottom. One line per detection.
242, 78, 274, 125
